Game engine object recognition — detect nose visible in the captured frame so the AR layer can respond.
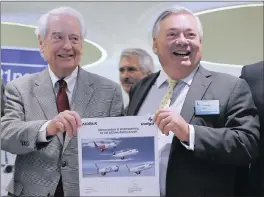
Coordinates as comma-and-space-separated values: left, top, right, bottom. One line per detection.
62, 38, 72, 50
123, 77, 130, 84
120, 69, 130, 78
176, 33, 188, 46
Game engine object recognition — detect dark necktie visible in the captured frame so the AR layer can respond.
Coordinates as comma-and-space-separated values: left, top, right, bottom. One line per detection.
56, 79, 70, 113
54, 79, 70, 197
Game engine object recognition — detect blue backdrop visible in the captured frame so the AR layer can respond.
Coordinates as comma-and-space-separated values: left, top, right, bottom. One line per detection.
1, 46, 47, 85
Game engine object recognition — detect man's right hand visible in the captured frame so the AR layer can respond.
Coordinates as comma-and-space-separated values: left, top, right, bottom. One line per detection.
46, 110, 82, 138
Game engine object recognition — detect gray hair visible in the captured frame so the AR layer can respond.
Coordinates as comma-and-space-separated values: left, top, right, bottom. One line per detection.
120, 48, 155, 73
35, 6, 87, 39
152, 6, 203, 40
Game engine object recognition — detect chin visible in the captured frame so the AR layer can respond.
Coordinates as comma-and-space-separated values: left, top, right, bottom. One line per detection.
124, 85, 132, 93
179, 61, 192, 67
58, 62, 76, 69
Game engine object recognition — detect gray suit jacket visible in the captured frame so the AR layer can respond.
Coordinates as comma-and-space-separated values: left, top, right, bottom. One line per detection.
1, 67, 124, 197
126, 65, 260, 196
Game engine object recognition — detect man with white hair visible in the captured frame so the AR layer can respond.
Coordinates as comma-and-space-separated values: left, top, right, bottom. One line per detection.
119, 48, 154, 94
1, 7, 123, 197
125, 6, 260, 197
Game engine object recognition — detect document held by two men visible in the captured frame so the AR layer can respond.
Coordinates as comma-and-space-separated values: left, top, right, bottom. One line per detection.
77, 115, 160, 196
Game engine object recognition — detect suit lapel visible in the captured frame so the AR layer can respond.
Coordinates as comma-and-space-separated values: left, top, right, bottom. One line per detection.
129, 72, 160, 115
33, 68, 64, 145
63, 68, 94, 152
180, 66, 212, 123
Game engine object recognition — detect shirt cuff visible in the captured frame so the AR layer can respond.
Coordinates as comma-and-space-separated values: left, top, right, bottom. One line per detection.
180, 124, 195, 151
37, 120, 51, 142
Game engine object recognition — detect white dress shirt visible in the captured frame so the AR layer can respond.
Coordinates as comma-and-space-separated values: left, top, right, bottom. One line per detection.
137, 67, 198, 196
37, 66, 78, 142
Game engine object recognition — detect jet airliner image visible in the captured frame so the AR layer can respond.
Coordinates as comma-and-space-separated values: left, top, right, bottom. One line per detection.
93, 141, 117, 152
126, 163, 153, 175
112, 149, 139, 160
94, 163, 119, 176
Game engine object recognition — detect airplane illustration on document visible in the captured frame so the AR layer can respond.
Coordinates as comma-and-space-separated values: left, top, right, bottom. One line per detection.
93, 141, 117, 152
112, 149, 139, 160
94, 163, 119, 176
126, 163, 153, 175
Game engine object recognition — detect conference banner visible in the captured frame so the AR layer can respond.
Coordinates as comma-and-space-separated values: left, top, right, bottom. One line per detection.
1, 46, 47, 85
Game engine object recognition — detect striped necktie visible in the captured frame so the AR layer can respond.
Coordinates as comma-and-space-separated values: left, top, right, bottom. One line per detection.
158, 78, 178, 110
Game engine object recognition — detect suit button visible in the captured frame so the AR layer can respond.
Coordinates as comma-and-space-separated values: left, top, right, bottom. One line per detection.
61, 161, 67, 167
47, 193, 50, 197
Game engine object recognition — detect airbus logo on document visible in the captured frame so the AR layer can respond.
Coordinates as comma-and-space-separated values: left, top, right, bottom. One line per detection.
141, 117, 154, 126
82, 122, 97, 126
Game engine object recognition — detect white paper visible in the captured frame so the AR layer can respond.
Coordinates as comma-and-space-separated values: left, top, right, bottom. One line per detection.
78, 115, 160, 196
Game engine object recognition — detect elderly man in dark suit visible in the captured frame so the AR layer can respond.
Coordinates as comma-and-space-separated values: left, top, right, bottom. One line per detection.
125, 6, 260, 197
239, 61, 264, 196
1, 7, 123, 197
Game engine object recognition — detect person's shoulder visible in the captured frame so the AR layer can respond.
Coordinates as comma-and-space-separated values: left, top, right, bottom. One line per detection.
198, 66, 248, 95
200, 65, 240, 84
244, 60, 264, 69
81, 69, 120, 89
243, 60, 264, 73
241, 61, 264, 79
211, 70, 239, 82
6, 71, 41, 89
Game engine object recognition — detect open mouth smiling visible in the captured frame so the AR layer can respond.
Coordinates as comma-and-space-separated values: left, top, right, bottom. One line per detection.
172, 51, 191, 56
57, 54, 74, 58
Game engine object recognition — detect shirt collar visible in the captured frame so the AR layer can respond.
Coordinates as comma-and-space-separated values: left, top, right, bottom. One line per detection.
156, 65, 199, 88
48, 65, 78, 93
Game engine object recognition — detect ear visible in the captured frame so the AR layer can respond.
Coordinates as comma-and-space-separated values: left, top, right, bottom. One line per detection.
152, 37, 158, 54
80, 42, 83, 55
38, 35, 44, 54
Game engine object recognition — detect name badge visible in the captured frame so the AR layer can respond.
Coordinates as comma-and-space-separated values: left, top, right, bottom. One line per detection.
195, 100, 220, 115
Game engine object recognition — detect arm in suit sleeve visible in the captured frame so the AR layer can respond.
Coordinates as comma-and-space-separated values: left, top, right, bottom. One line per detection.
109, 85, 124, 116
193, 79, 260, 165
1, 81, 48, 155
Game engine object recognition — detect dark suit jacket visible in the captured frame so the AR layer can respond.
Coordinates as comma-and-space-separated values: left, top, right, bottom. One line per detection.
239, 61, 264, 196
126, 65, 260, 197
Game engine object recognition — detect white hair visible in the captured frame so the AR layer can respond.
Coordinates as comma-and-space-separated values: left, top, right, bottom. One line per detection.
152, 6, 203, 40
120, 48, 155, 73
35, 6, 87, 39
35, 7, 86, 59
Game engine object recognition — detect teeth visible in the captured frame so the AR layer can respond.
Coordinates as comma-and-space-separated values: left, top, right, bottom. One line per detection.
175, 51, 188, 55
59, 55, 72, 58
173, 51, 191, 56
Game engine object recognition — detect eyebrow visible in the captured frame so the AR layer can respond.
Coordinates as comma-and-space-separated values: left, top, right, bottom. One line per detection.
167, 28, 195, 32
69, 34, 80, 37
51, 32, 80, 37
51, 32, 61, 36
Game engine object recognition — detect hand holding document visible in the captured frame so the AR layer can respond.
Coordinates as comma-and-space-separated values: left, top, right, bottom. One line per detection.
78, 115, 160, 196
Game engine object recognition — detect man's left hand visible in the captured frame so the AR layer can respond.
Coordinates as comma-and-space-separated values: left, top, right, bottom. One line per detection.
153, 108, 189, 142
